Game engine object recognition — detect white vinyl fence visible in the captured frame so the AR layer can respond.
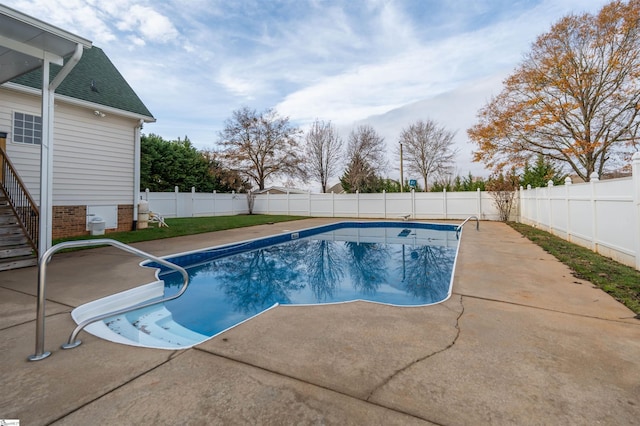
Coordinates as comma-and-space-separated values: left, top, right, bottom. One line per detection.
519, 152, 640, 270
143, 187, 503, 222
143, 152, 640, 271
142, 188, 250, 218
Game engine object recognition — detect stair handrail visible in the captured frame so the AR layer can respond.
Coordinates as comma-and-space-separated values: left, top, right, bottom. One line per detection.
456, 215, 479, 238
29, 239, 190, 361
0, 146, 39, 252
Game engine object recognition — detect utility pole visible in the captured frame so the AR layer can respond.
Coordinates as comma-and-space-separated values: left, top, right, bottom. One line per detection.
399, 142, 404, 192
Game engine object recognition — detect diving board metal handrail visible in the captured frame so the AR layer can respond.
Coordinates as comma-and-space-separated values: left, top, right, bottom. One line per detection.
456, 215, 479, 238
28, 239, 190, 361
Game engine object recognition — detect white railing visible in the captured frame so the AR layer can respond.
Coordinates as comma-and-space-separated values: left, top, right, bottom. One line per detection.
143, 187, 503, 221
519, 152, 640, 270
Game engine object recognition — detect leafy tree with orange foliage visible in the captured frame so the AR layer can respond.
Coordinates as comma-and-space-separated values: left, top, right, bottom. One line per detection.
469, 0, 640, 181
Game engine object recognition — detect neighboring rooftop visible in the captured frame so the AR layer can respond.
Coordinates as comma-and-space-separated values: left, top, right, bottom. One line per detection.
10, 46, 153, 119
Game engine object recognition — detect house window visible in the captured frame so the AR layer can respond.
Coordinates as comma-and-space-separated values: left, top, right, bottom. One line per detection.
13, 112, 42, 145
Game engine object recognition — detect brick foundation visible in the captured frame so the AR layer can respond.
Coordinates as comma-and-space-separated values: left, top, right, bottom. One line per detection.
52, 204, 134, 239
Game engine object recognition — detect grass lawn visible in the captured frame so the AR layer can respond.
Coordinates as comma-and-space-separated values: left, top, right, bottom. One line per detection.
53, 214, 308, 245
508, 222, 640, 315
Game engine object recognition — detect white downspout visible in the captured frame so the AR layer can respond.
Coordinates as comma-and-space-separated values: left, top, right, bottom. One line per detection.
38, 44, 83, 259
133, 119, 143, 230
49, 44, 83, 91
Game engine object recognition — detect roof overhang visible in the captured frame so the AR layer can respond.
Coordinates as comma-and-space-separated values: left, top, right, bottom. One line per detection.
0, 4, 92, 84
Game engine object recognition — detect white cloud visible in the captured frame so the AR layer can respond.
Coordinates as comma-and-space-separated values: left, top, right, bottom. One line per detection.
115, 4, 179, 44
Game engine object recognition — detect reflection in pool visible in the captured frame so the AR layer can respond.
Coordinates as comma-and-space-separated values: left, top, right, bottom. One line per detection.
92, 222, 460, 348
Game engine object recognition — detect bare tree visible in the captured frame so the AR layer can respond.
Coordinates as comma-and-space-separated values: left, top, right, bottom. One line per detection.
304, 119, 343, 193
469, 0, 640, 181
397, 119, 458, 191
486, 170, 519, 221
219, 106, 306, 190
340, 125, 388, 193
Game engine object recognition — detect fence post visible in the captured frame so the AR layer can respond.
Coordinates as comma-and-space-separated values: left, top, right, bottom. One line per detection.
191, 186, 196, 217
145, 188, 149, 201
477, 188, 481, 219
308, 190, 311, 216
267, 191, 270, 214
590, 172, 599, 251
356, 190, 360, 219
332, 191, 335, 218
518, 186, 523, 223
565, 177, 572, 240
287, 190, 290, 216
547, 180, 553, 232
174, 186, 179, 218
232, 190, 235, 215
632, 152, 640, 270
443, 188, 447, 219
383, 190, 387, 219
411, 189, 415, 219
212, 190, 217, 216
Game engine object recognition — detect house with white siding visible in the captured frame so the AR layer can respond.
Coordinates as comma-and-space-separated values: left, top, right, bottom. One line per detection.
1, 42, 154, 269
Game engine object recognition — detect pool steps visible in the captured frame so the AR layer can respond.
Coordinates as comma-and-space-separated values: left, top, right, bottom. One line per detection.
73, 281, 207, 349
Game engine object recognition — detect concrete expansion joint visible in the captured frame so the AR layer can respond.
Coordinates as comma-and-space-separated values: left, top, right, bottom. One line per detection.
461, 293, 640, 324
365, 295, 465, 402
52, 350, 183, 424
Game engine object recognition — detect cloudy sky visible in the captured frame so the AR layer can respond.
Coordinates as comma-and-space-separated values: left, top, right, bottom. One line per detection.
5, 0, 610, 189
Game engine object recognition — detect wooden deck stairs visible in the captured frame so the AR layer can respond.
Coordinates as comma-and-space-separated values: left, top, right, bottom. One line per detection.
0, 194, 38, 271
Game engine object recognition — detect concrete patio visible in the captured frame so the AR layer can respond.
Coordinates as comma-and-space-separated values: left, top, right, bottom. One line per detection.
1, 219, 639, 425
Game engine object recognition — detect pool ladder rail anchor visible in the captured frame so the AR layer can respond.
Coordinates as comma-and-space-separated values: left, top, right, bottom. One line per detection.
28, 239, 190, 362
456, 215, 479, 239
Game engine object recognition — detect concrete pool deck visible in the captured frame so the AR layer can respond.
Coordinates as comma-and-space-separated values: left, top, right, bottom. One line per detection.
1, 219, 639, 425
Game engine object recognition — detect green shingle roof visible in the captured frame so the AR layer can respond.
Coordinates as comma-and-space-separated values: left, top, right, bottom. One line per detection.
11, 46, 153, 119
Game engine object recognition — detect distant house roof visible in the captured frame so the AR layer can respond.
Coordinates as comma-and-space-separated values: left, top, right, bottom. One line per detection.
327, 183, 345, 194
254, 186, 309, 195
9, 46, 154, 120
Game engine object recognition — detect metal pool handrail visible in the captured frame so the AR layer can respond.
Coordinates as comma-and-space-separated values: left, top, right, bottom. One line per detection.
28, 239, 190, 361
456, 215, 479, 238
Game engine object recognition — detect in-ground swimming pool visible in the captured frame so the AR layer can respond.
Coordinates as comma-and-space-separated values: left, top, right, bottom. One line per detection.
72, 221, 463, 349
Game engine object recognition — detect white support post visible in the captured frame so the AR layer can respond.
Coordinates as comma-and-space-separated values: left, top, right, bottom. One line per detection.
213, 190, 216, 216
38, 59, 53, 259
477, 188, 481, 219
356, 190, 360, 219
632, 152, 640, 270
287, 191, 290, 216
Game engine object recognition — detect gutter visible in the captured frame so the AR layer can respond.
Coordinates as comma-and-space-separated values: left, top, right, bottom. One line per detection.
1, 82, 156, 123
